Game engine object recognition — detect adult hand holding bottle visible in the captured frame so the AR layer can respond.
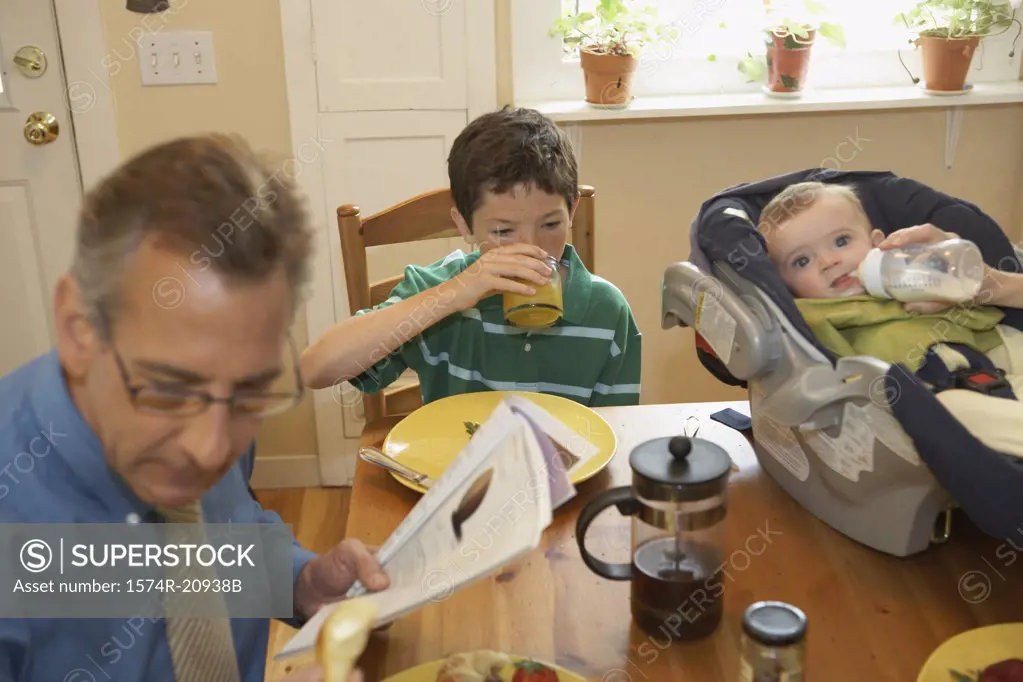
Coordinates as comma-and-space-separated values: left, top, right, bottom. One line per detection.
877, 223, 1023, 312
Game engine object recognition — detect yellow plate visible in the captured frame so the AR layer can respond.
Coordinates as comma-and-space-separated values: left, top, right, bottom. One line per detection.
916, 623, 1023, 681
382, 391, 617, 494
382, 655, 590, 682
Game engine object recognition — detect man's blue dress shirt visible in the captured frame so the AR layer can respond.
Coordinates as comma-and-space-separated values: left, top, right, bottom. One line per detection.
0, 351, 318, 681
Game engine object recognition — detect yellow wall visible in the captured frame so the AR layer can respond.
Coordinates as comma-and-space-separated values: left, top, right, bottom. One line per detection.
98, 0, 1023, 456
97, 0, 318, 457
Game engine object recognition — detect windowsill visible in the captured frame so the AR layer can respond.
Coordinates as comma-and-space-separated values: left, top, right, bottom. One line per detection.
516, 80, 1023, 123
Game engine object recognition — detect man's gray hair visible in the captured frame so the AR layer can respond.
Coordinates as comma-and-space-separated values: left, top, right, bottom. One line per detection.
71, 134, 313, 335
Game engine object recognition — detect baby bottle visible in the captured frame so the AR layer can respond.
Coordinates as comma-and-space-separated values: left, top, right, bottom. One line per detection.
855, 238, 984, 303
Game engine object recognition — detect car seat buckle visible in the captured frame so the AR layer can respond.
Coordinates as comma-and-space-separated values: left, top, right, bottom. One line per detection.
952, 367, 1011, 396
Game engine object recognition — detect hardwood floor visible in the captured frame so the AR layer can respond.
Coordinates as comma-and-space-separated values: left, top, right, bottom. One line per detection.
255, 486, 352, 681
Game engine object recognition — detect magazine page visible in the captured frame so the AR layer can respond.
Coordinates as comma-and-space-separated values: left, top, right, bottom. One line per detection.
277, 403, 562, 658
503, 395, 601, 479
340, 398, 584, 602
359, 421, 553, 625
344, 401, 527, 598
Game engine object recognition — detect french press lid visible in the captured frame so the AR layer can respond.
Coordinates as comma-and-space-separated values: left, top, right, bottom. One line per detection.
629, 435, 731, 502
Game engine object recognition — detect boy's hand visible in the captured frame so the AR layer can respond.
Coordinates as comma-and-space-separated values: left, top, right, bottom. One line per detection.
445, 244, 553, 311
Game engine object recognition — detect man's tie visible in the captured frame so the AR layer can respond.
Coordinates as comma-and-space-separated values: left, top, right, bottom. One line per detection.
158, 500, 242, 682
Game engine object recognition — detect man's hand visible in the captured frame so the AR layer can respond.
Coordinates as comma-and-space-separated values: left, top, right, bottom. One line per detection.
877, 223, 964, 314
444, 243, 553, 312
294, 538, 389, 621
280, 664, 362, 682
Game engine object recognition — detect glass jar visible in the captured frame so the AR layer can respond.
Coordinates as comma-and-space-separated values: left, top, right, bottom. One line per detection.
739, 601, 807, 682
503, 255, 563, 328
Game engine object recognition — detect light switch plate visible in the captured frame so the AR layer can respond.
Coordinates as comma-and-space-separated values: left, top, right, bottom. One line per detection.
138, 30, 217, 86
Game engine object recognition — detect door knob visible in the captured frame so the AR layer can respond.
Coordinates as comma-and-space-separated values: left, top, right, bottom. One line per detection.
13, 46, 47, 78
24, 113, 59, 145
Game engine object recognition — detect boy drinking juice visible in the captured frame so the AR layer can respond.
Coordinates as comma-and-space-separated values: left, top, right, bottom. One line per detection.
502, 251, 564, 328
301, 107, 642, 407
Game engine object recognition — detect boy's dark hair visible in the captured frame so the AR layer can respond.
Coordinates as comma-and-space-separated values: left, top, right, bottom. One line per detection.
447, 107, 578, 230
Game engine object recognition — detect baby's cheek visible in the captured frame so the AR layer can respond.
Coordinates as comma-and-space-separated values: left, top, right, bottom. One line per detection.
789, 272, 819, 298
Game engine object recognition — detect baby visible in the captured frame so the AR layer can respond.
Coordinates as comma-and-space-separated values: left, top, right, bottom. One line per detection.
757, 181, 883, 300
755, 181, 1007, 374
756, 182, 1023, 473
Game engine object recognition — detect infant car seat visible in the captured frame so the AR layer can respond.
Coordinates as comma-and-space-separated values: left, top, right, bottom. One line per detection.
661, 168, 1023, 557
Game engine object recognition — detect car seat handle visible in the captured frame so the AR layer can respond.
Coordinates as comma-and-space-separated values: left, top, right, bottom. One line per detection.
757, 356, 893, 429
661, 261, 780, 381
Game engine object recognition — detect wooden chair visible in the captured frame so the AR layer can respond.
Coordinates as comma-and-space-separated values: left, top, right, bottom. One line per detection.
337, 185, 596, 424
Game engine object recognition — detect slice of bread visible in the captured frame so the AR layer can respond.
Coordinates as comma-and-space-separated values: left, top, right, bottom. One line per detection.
317, 598, 378, 682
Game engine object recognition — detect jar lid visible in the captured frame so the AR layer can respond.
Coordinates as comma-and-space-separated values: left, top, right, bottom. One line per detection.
629, 436, 731, 502
742, 601, 807, 646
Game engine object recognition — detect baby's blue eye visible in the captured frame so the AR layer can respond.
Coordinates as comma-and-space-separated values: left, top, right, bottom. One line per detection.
792, 256, 810, 269
542, 221, 561, 230
835, 235, 850, 247
493, 228, 512, 236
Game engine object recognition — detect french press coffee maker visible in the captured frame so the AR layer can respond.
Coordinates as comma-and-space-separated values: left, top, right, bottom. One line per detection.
576, 434, 731, 640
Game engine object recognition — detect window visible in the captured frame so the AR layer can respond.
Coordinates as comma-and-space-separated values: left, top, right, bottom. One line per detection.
512, 0, 1023, 104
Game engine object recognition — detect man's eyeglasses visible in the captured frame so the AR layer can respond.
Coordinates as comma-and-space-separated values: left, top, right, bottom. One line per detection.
110, 336, 305, 419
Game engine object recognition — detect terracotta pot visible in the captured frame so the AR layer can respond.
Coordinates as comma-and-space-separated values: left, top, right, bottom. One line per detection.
766, 27, 816, 93
579, 49, 638, 106
918, 34, 980, 92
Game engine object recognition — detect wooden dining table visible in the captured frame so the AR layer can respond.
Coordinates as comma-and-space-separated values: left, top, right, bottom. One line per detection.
344, 400, 1023, 682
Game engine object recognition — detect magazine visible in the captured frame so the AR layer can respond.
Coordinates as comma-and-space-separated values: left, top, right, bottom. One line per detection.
276, 395, 600, 658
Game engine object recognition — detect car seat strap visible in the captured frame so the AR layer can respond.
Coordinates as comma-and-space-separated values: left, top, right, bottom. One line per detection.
916, 343, 1016, 400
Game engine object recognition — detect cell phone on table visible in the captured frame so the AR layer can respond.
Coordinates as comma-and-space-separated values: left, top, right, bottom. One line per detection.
710, 407, 752, 432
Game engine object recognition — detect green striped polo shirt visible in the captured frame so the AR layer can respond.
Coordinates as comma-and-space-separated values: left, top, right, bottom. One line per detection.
348, 244, 642, 407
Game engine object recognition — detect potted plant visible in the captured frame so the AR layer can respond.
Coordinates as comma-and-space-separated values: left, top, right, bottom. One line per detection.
737, 0, 845, 96
549, 0, 679, 107
895, 0, 1021, 92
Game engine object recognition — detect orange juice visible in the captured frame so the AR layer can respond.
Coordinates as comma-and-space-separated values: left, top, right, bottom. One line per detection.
503, 256, 564, 328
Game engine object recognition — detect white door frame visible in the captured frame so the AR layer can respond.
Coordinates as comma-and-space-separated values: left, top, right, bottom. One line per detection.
279, 0, 498, 485
50, 0, 121, 191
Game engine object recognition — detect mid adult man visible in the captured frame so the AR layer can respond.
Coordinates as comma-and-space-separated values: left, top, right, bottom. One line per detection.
0, 134, 387, 681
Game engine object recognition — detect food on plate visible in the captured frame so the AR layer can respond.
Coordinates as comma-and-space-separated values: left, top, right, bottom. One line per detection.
512, 659, 560, 682
464, 421, 481, 438
979, 659, 1023, 682
950, 658, 1023, 682
435, 650, 512, 682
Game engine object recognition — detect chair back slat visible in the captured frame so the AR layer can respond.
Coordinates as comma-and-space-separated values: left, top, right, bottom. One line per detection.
369, 275, 405, 308
573, 185, 596, 272
362, 189, 460, 247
